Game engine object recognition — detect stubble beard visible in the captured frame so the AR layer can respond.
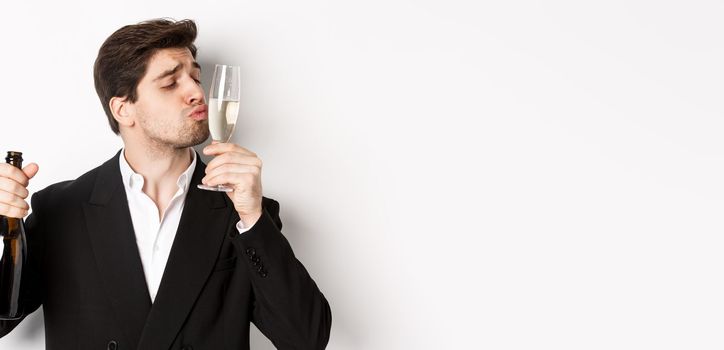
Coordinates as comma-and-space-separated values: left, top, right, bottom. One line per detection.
140, 115, 210, 151
172, 119, 210, 149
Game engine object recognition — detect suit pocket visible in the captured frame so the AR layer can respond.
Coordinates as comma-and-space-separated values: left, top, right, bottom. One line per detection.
213, 256, 238, 272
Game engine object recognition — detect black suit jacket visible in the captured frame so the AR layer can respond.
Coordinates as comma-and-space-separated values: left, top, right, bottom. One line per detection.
0, 151, 331, 349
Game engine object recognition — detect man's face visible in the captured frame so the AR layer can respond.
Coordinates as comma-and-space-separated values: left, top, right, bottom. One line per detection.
130, 47, 209, 149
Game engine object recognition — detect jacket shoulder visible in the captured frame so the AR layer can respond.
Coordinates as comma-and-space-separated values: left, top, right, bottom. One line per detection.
32, 161, 106, 207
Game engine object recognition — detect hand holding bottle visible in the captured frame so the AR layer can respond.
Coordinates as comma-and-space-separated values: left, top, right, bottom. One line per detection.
0, 160, 38, 218
0, 151, 34, 319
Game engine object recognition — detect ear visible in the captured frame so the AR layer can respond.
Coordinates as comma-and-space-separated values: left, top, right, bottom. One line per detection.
109, 96, 135, 128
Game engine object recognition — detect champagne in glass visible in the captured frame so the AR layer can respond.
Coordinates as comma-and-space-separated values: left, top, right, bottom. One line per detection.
198, 64, 241, 192
208, 99, 239, 142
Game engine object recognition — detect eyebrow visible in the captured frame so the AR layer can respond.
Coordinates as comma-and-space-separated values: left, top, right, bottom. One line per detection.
153, 62, 202, 82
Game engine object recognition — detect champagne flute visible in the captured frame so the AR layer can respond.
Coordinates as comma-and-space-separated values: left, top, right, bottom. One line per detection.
197, 64, 241, 192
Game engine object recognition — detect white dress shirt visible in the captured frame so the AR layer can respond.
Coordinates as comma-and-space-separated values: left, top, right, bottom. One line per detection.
119, 149, 249, 302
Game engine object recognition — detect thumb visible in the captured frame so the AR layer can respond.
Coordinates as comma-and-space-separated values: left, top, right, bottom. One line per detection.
22, 163, 39, 180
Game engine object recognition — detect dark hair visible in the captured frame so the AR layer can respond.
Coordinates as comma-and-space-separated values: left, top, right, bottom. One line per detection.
93, 18, 198, 134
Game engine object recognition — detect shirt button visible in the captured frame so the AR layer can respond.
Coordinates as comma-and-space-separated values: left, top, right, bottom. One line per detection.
107, 340, 118, 350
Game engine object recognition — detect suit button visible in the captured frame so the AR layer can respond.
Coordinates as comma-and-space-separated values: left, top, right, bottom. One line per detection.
107, 340, 118, 350
245, 247, 256, 256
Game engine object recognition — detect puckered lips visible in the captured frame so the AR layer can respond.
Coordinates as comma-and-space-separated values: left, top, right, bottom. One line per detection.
188, 104, 208, 121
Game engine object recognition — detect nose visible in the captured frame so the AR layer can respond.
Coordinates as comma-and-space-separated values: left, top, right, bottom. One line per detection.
184, 76, 205, 106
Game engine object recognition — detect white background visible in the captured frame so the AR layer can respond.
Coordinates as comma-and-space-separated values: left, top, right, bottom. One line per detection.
1, 0, 723, 349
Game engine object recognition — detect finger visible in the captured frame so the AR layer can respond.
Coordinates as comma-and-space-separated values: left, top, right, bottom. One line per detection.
0, 177, 29, 199
0, 163, 31, 187
212, 153, 261, 168
0, 189, 29, 210
203, 142, 240, 155
0, 202, 28, 219
204, 172, 257, 188
203, 164, 260, 184
203, 143, 256, 157
206, 153, 262, 173
22, 163, 39, 180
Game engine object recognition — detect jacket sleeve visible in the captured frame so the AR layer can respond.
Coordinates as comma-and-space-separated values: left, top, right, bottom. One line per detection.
0, 191, 45, 338
229, 197, 332, 349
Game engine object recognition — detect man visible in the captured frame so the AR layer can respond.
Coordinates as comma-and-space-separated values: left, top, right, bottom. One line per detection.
0, 18, 331, 349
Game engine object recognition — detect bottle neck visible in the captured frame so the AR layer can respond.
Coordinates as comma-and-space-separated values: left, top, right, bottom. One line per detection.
5, 152, 23, 169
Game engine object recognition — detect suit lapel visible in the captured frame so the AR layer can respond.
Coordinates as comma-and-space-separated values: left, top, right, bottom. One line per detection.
83, 151, 151, 349
137, 156, 233, 350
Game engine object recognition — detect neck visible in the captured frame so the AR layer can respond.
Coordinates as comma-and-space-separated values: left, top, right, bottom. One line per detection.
122, 144, 194, 221
123, 143, 193, 189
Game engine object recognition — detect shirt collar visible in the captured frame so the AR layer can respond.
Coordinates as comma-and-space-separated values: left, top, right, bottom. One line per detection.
118, 148, 197, 193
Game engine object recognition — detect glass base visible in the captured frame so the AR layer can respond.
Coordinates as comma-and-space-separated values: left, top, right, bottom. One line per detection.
197, 184, 234, 192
